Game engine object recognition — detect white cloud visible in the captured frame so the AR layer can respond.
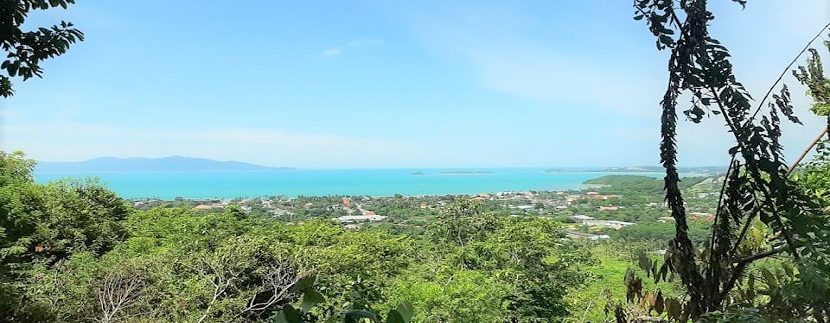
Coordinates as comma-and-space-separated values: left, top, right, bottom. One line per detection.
318, 47, 342, 58
384, 3, 665, 116
468, 48, 662, 115
378, 0, 830, 167
318, 37, 382, 58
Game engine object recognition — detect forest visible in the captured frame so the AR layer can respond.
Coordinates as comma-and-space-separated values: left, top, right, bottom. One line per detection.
3, 0, 830, 322
1, 151, 597, 322
1, 145, 829, 322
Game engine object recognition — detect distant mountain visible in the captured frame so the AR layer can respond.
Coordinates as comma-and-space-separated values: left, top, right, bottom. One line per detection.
35, 156, 293, 173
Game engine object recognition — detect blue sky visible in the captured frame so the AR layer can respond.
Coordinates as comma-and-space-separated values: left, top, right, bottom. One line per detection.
1, 1, 829, 168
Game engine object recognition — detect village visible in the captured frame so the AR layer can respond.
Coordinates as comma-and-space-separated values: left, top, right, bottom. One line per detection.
130, 175, 721, 242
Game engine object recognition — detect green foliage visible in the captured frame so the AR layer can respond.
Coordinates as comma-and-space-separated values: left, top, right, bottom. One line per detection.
585, 175, 665, 196
793, 43, 830, 116
0, 0, 84, 97
0, 151, 35, 185
387, 269, 510, 322
0, 154, 128, 276
628, 0, 830, 321
1, 154, 599, 323
426, 199, 593, 321
614, 222, 711, 245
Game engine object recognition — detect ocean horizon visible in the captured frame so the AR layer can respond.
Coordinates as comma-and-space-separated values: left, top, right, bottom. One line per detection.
32, 168, 672, 199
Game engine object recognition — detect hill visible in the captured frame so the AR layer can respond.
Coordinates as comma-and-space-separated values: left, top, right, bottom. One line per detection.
35, 156, 292, 173
595, 166, 726, 174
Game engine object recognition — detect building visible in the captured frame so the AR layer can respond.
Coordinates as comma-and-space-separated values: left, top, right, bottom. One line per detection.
566, 231, 611, 241
570, 215, 634, 229
657, 216, 675, 223
689, 212, 715, 222
193, 203, 223, 211
589, 220, 634, 229
571, 215, 595, 222
334, 214, 387, 224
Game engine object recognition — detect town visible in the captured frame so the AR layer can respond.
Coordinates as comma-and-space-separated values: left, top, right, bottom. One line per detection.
132, 174, 722, 242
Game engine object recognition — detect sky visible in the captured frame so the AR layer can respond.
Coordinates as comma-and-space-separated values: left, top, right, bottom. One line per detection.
1, 0, 829, 168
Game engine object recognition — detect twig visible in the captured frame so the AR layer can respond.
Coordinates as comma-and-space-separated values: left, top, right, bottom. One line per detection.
719, 244, 788, 300
736, 244, 788, 265
744, 21, 830, 127
788, 127, 829, 174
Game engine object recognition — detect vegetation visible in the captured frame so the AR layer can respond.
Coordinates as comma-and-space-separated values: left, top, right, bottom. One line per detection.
2, 0, 830, 322
612, 0, 830, 321
0, 152, 600, 322
0, 0, 83, 97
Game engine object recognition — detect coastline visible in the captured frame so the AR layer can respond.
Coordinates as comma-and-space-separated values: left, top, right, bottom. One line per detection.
32, 168, 719, 200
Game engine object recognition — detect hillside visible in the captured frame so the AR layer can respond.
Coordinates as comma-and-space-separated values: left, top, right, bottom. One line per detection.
35, 156, 292, 173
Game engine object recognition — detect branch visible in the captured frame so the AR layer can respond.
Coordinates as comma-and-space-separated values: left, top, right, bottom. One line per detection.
97, 271, 145, 323
709, 88, 801, 260
728, 204, 760, 256
719, 245, 788, 300
736, 244, 788, 265
745, 21, 830, 127
709, 155, 736, 253
706, 155, 736, 289
788, 126, 829, 174
238, 260, 302, 319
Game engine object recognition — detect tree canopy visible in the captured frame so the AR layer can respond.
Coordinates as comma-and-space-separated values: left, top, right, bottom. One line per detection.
0, 0, 83, 97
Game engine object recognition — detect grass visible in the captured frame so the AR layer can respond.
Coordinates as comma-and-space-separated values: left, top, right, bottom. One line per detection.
566, 243, 683, 322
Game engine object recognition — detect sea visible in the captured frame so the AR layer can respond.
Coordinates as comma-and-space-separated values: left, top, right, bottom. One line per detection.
33, 168, 665, 200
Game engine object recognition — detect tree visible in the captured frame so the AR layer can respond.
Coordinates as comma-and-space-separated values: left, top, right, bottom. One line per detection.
0, 151, 34, 185
620, 0, 830, 321
96, 263, 148, 323
0, 0, 83, 97
427, 200, 592, 321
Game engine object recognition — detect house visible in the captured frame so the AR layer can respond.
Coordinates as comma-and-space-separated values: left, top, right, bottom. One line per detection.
565, 195, 580, 204
270, 209, 293, 217
571, 215, 595, 223
586, 220, 634, 229
566, 231, 611, 241
585, 193, 621, 201
689, 212, 715, 222
599, 205, 619, 211
193, 203, 223, 211
570, 215, 633, 229
334, 214, 387, 224
657, 216, 675, 223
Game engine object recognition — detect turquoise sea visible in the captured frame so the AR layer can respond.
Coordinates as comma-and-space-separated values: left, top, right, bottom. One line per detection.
33, 169, 664, 199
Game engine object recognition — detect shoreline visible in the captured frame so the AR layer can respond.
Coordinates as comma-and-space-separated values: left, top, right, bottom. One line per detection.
34, 169, 720, 200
